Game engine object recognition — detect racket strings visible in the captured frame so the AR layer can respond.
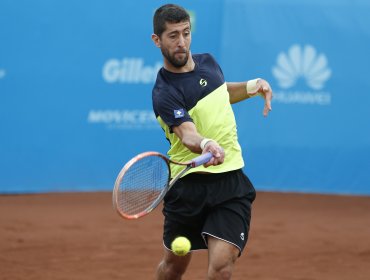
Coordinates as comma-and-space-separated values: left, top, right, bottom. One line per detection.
117, 156, 169, 216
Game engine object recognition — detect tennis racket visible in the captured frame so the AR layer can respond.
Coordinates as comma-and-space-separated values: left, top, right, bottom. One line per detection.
112, 151, 213, 220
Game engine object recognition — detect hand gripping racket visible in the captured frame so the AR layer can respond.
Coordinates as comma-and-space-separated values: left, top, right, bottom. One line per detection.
112, 151, 213, 220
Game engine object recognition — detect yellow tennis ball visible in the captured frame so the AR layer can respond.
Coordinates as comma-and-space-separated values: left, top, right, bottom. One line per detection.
171, 236, 191, 256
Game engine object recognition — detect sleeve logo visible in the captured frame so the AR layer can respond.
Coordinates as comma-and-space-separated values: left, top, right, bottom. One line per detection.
174, 108, 185, 118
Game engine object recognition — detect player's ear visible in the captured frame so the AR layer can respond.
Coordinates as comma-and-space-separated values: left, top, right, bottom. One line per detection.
152, 34, 161, 48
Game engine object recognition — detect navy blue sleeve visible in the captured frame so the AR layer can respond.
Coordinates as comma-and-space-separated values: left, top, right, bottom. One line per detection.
152, 85, 193, 131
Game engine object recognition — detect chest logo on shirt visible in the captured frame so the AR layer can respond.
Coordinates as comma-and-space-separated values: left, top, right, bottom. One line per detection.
174, 108, 185, 118
199, 78, 207, 87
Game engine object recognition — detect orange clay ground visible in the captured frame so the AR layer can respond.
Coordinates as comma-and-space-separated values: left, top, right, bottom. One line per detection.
1, 191, 370, 280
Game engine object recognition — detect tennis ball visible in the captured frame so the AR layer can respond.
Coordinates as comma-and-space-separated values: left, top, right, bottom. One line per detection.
171, 236, 191, 256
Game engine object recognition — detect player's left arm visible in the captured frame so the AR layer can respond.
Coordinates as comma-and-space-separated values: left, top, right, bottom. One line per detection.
227, 78, 273, 117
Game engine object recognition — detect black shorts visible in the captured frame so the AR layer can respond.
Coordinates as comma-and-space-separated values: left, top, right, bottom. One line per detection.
162, 169, 256, 255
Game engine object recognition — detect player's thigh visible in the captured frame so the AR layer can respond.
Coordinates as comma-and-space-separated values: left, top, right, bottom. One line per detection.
207, 236, 239, 274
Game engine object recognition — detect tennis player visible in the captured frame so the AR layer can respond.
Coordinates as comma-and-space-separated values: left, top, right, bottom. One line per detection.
151, 4, 272, 279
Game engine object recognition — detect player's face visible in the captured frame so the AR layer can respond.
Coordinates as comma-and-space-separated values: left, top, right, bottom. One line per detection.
158, 21, 191, 68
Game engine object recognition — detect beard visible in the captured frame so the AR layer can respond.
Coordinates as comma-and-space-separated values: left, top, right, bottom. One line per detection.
161, 47, 189, 68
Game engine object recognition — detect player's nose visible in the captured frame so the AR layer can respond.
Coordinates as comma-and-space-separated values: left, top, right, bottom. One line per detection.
178, 34, 186, 47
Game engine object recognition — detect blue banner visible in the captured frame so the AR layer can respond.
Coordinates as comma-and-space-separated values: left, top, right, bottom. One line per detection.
0, 0, 369, 194
220, 0, 370, 194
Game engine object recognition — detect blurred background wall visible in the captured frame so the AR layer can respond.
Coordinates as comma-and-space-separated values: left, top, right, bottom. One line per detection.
1, 0, 369, 194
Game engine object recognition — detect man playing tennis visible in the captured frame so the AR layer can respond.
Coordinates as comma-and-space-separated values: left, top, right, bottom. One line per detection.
152, 4, 272, 279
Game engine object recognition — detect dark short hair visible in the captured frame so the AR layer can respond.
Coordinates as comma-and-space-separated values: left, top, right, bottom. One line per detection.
153, 4, 190, 37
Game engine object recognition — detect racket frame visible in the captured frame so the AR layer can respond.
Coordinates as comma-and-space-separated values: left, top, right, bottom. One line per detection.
112, 151, 212, 220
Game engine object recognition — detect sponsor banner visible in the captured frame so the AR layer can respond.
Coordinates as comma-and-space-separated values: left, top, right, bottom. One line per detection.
102, 58, 162, 84
0, 0, 369, 194
220, 0, 370, 194
272, 44, 332, 106
87, 109, 158, 130
0, 0, 222, 193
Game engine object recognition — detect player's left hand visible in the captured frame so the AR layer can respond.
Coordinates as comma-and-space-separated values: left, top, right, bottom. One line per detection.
248, 79, 273, 117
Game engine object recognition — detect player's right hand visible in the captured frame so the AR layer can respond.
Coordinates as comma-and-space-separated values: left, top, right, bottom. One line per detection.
202, 141, 225, 167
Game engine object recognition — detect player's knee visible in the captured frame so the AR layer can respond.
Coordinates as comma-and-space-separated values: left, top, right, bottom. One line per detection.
159, 259, 187, 279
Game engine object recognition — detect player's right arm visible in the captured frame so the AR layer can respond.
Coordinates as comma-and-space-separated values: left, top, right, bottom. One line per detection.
172, 121, 225, 167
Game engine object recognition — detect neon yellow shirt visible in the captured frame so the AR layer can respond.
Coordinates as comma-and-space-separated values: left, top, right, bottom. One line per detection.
152, 54, 244, 178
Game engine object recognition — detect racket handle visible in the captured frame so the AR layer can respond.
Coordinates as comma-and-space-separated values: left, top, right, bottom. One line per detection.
191, 152, 213, 167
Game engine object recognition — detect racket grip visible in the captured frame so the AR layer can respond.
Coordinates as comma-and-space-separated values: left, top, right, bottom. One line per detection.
191, 152, 213, 167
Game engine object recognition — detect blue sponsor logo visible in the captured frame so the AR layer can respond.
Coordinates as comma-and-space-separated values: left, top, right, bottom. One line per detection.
174, 108, 185, 118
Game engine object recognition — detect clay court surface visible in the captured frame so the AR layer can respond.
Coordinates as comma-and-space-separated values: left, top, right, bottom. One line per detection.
1, 191, 369, 280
